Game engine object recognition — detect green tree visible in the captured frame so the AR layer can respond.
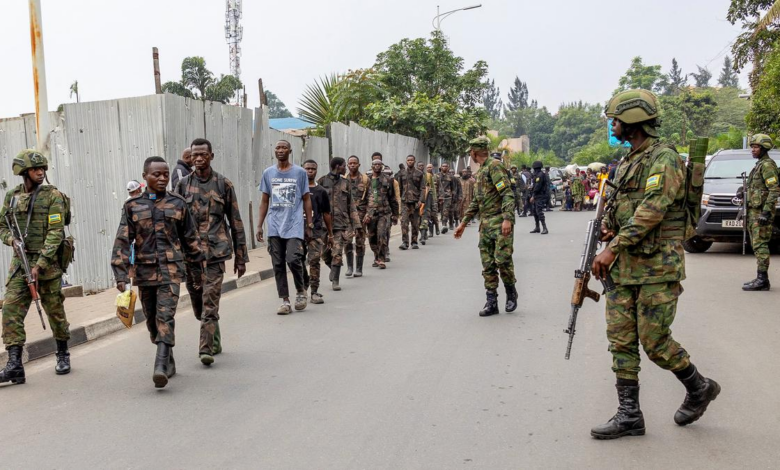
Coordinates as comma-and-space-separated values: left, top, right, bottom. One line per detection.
161, 81, 194, 99
728, 0, 780, 87
550, 102, 602, 161
747, 42, 780, 133
616, 56, 665, 92
483, 79, 502, 120
297, 74, 342, 133
663, 58, 687, 95
162, 56, 242, 104
680, 89, 718, 136
711, 87, 750, 134
505, 77, 529, 112
265, 91, 293, 119
69, 80, 80, 103
691, 66, 713, 88
718, 56, 741, 87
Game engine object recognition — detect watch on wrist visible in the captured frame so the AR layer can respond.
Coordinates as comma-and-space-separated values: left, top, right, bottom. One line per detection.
307, 223, 314, 229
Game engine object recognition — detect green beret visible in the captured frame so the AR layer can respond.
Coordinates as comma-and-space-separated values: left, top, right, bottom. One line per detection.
469, 136, 490, 150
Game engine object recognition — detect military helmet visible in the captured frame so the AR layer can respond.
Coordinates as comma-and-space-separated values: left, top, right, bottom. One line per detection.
532, 160, 543, 170
13, 149, 49, 176
604, 89, 660, 123
749, 134, 774, 150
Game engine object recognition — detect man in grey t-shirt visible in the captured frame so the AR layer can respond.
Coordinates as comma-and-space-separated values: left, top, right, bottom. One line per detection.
257, 140, 314, 315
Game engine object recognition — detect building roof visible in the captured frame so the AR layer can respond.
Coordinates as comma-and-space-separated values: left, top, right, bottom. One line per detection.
268, 117, 315, 131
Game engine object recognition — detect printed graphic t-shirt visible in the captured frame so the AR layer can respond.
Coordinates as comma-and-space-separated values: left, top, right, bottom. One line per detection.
259, 164, 309, 240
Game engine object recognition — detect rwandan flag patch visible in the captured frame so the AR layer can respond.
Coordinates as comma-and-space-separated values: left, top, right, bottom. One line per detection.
48, 214, 62, 225
495, 180, 506, 191
645, 174, 661, 191
767, 176, 777, 186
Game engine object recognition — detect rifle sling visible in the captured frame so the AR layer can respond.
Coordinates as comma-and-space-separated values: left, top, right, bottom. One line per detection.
24, 184, 43, 241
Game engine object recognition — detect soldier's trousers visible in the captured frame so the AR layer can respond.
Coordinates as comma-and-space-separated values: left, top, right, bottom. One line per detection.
531, 197, 547, 223
186, 261, 224, 355
2, 275, 69, 348
324, 229, 349, 267
522, 193, 532, 216
268, 236, 306, 298
367, 214, 390, 261
478, 222, 516, 290
605, 282, 691, 382
345, 225, 366, 258
384, 216, 392, 258
304, 229, 327, 290
139, 283, 180, 346
515, 191, 524, 213
425, 193, 439, 231
748, 209, 773, 272
451, 201, 461, 226
401, 202, 421, 244
440, 198, 453, 226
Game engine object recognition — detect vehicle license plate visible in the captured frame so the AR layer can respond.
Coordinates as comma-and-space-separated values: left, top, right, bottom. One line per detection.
722, 219, 743, 228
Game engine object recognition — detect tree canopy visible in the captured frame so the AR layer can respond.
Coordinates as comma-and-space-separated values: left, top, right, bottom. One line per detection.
162, 56, 242, 104
266, 91, 293, 119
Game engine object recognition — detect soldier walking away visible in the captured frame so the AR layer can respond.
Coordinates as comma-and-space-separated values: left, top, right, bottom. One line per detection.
529, 161, 550, 234
438, 162, 457, 233
345, 156, 368, 277
302, 160, 333, 304
319, 157, 360, 291
454, 137, 517, 317
591, 89, 720, 439
257, 140, 314, 315
170, 147, 193, 190
396, 155, 425, 250
425, 164, 441, 236
383, 166, 401, 262
174, 138, 248, 366
459, 168, 476, 223
510, 166, 524, 216
742, 134, 779, 291
112, 156, 203, 388
365, 160, 399, 269
450, 168, 463, 227
519, 165, 533, 217
0, 150, 72, 384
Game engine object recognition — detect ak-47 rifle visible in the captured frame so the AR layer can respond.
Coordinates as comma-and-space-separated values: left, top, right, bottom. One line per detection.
737, 171, 748, 256
564, 180, 617, 360
4, 196, 46, 330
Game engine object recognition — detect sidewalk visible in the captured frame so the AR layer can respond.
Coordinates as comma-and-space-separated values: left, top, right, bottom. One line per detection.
5, 225, 407, 364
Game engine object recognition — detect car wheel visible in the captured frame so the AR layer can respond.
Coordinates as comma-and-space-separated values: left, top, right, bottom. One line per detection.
682, 236, 713, 253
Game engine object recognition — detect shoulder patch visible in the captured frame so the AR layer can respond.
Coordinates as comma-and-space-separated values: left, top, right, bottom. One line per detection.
495, 180, 506, 191
766, 176, 777, 186
646, 174, 661, 191
48, 214, 62, 225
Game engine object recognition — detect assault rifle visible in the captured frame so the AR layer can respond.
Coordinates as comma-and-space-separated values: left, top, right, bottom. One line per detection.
564, 180, 617, 359
4, 197, 46, 330
737, 172, 748, 256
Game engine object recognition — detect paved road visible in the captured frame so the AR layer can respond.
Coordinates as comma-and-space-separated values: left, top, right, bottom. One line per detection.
0, 211, 778, 469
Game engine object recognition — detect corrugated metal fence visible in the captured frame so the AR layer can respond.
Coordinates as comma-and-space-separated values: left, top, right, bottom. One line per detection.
0, 94, 425, 295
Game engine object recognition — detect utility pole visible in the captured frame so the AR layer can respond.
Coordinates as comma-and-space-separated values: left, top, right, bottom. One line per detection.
152, 47, 162, 94
225, 0, 243, 105
258, 78, 268, 106
28, 0, 51, 154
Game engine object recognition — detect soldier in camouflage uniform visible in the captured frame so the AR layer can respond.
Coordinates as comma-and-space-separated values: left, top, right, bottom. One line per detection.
590, 89, 720, 439
302, 160, 333, 304
365, 160, 399, 269
459, 168, 476, 224
112, 156, 203, 388
741, 134, 779, 291
571, 173, 585, 211
450, 169, 463, 227
454, 137, 517, 317
396, 155, 425, 250
0, 150, 71, 385
438, 163, 457, 233
174, 138, 248, 365
319, 157, 360, 291
345, 156, 368, 277
425, 164, 441, 236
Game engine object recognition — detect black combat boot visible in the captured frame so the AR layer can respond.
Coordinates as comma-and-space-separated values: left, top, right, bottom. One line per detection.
434, 223, 440, 236
505, 284, 518, 312
479, 290, 500, 317
399, 242, 409, 250
541, 222, 549, 235
591, 385, 646, 439
354, 256, 364, 277
345, 253, 354, 277
673, 365, 721, 426
0, 345, 25, 385
530, 221, 541, 233
441, 226, 448, 234
167, 349, 176, 378
54, 340, 71, 375
331, 265, 342, 291
153, 343, 171, 388
742, 270, 770, 291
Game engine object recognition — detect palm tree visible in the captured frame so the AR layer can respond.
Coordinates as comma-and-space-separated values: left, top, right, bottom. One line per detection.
297, 74, 342, 129
756, 1, 780, 33
69, 80, 80, 103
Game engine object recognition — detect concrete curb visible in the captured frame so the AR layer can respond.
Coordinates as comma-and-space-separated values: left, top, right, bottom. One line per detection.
4, 268, 276, 365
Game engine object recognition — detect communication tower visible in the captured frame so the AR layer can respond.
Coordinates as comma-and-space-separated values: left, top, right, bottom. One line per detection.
225, 0, 243, 103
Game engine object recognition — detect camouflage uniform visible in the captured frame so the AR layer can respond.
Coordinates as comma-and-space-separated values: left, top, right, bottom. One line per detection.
424, 172, 440, 234
603, 137, 693, 381
746, 154, 779, 273
0, 185, 69, 348
174, 171, 248, 355
571, 177, 585, 210
462, 159, 516, 290
319, 172, 360, 268
459, 175, 475, 219
396, 166, 425, 245
346, 173, 369, 260
451, 175, 463, 226
366, 174, 399, 263
438, 171, 457, 229
111, 191, 203, 346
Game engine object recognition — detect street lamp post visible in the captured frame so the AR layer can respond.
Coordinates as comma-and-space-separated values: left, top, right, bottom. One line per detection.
432, 4, 482, 31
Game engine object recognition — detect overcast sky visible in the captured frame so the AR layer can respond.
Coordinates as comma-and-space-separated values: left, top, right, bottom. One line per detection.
0, 0, 752, 119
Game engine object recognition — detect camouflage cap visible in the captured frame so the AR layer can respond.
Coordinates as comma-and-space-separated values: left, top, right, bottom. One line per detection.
13, 149, 49, 176
469, 136, 491, 150
749, 134, 774, 150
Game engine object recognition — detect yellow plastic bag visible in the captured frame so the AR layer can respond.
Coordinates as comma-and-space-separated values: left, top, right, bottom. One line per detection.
115, 289, 137, 329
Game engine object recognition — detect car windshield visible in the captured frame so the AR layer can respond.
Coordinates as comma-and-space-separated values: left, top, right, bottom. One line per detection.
705, 155, 780, 179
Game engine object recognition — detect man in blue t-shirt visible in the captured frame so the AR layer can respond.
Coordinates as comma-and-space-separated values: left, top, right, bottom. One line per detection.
257, 140, 314, 315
